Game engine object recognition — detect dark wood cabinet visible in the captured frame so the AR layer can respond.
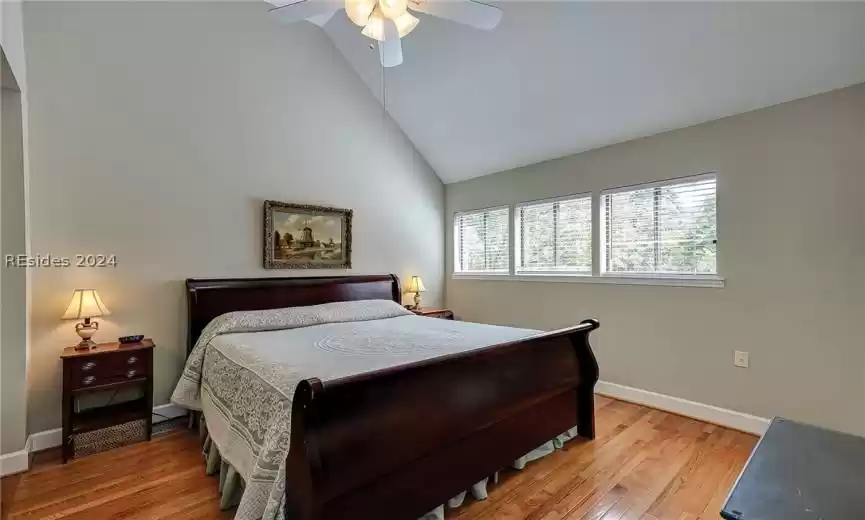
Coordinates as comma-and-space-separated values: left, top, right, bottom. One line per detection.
61, 340, 154, 463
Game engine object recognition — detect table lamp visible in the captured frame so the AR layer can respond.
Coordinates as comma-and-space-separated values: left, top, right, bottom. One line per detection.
62, 289, 111, 350
406, 276, 426, 310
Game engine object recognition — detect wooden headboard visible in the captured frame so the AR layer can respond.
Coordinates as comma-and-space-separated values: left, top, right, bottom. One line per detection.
185, 274, 402, 356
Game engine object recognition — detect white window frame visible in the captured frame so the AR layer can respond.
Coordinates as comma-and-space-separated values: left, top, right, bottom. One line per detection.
514, 193, 593, 277
453, 205, 511, 277
451, 172, 723, 288
599, 172, 722, 286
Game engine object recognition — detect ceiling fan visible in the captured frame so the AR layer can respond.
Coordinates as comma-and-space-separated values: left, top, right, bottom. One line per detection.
268, 0, 503, 68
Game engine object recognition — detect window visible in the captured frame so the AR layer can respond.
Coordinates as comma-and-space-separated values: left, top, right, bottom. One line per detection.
454, 206, 510, 274
516, 195, 592, 274
602, 174, 717, 276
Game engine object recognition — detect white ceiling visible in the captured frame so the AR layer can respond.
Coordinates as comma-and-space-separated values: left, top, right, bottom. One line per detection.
317, 1, 865, 183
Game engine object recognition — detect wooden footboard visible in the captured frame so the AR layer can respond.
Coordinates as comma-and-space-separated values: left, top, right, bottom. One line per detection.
285, 319, 600, 520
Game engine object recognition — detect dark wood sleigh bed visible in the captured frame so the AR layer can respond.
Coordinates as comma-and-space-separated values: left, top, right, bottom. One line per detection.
185, 274, 600, 520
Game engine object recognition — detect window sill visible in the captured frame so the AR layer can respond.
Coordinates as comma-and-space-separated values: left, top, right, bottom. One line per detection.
451, 272, 724, 288
451, 273, 511, 281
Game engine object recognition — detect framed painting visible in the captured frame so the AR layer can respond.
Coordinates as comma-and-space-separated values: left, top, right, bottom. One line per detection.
263, 200, 352, 270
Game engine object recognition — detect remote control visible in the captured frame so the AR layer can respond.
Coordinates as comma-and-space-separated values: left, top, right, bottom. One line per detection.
118, 335, 144, 344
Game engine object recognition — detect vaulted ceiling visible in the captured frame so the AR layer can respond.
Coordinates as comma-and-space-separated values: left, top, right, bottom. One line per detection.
313, 1, 865, 183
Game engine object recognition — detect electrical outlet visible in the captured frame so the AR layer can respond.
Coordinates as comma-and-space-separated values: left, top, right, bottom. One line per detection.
734, 350, 749, 368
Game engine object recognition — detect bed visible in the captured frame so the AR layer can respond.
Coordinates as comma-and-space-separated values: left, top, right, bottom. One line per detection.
172, 274, 600, 520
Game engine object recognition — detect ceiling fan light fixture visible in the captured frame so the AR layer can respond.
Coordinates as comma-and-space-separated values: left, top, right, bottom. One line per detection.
345, 0, 376, 27
378, 0, 408, 20
361, 7, 386, 41
394, 11, 419, 37
363, 7, 418, 41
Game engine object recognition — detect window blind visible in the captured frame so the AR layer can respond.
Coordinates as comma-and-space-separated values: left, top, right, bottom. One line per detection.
603, 174, 717, 275
517, 195, 592, 273
454, 206, 510, 273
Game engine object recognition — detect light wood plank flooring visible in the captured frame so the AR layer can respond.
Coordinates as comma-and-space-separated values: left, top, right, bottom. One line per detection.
0, 397, 756, 520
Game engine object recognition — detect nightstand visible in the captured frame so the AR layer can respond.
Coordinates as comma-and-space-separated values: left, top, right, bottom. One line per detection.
412, 308, 454, 320
60, 339, 154, 463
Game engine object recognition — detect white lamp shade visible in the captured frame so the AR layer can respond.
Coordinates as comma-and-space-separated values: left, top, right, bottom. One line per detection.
62, 289, 111, 320
406, 276, 426, 293
362, 8, 418, 41
378, 0, 408, 20
345, 0, 376, 27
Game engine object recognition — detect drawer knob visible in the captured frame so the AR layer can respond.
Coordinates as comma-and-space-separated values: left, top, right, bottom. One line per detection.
81, 361, 96, 371
126, 370, 137, 378
82, 376, 96, 385
126, 356, 138, 365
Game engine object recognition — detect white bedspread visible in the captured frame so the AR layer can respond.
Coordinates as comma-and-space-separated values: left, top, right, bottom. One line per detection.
171, 300, 539, 520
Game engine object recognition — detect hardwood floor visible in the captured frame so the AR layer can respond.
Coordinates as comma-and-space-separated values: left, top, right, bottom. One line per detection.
0, 397, 757, 520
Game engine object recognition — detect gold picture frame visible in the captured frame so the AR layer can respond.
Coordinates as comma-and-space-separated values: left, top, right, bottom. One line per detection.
263, 200, 352, 270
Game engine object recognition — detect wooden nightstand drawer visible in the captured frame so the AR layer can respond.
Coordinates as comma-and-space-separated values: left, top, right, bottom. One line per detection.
72, 367, 148, 391
69, 350, 150, 390
70, 351, 146, 374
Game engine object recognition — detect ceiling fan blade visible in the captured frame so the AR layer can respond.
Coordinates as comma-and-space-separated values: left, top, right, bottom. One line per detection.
408, 0, 502, 30
269, 0, 341, 25
378, 18, 403, 68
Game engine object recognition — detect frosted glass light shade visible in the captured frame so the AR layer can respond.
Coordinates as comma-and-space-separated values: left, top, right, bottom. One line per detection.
378, 0, 408, 20
345, 0, 376, 27
406, 276, 426, 293
62, 289, 111, 320
362, 9, 418, 41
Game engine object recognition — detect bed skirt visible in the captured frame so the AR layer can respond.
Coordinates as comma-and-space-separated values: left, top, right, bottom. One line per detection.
198, 417, 581, 520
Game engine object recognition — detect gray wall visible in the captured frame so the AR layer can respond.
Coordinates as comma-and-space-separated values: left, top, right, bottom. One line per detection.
446, 85, 865, 435
23, 2, 444, 433
1, 0, 30, 456
1, 49, 28, 455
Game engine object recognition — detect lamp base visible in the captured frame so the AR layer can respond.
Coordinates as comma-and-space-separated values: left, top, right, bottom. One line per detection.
413, 292, 421, 310
74, 318, 100, 350
74, 339, 97, 351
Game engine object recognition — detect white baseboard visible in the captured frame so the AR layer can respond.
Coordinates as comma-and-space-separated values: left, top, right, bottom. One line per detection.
28, 427, 62, 453
22, 403, 190, 461
595, 380, 770, 435
152, 403, 187, 422
7, 387, 767, 477
0, 436, 31, 477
